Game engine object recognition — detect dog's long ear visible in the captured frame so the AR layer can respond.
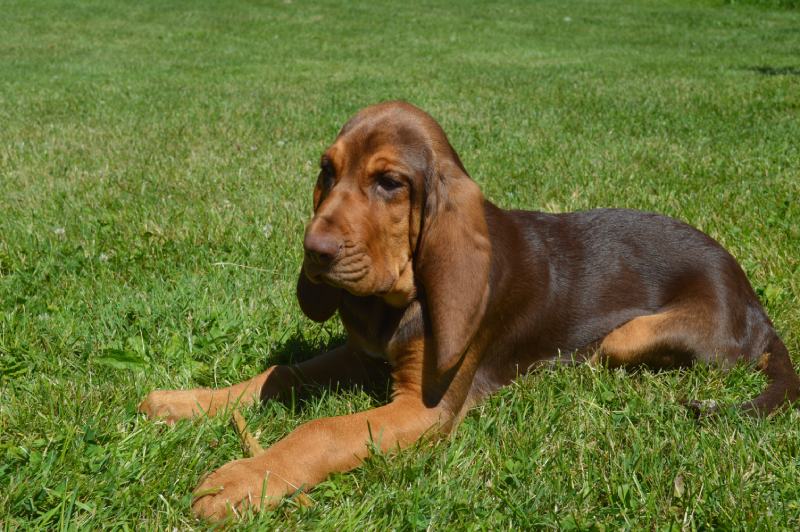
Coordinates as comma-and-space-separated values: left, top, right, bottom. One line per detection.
297, 270, 341, 322
416, 158, 491, 376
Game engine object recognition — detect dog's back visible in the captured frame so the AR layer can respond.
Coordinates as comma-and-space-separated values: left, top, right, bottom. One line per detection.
481, 205, 777, 385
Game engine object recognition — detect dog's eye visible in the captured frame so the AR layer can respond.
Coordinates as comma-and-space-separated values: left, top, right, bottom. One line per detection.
376, 173, 403, 193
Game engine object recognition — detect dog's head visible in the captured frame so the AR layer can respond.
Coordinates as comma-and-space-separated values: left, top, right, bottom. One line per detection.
297, 101, 491, 372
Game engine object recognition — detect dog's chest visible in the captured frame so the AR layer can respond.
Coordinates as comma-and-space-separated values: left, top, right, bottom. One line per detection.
338, 294, 416, 364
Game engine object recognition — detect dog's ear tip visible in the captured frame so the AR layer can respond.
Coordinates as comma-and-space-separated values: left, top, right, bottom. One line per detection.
303, 311, 337, 323
296, 270, 341, 322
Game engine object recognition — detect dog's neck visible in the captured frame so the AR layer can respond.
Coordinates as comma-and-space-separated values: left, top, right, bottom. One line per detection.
338, 292, 424, 363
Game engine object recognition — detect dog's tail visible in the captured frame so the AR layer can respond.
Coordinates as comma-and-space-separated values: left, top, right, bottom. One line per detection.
687, 333, 800, 418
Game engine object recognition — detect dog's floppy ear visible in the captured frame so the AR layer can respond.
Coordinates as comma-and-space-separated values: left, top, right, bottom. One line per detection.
297, 270, 341, 322
416, 158, 491, 376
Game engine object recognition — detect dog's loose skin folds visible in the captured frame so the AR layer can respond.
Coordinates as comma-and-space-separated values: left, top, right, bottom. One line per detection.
139, 101, 800, 520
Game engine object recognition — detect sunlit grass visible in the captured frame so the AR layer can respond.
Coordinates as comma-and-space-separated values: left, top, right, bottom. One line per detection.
1, 0, 799, 528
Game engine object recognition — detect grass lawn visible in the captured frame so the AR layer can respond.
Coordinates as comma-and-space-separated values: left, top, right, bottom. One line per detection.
2, 0, 800, 528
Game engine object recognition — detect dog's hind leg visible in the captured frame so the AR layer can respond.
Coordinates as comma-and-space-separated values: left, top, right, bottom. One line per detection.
592, 305, 716, 370
593, 305, 800, 417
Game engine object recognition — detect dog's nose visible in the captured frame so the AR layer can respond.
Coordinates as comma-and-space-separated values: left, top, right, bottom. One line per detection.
304, 232, 340, 266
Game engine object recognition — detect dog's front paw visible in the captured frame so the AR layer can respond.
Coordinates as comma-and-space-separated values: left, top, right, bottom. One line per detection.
192, 457, 295, 520
138, 389, 212, 423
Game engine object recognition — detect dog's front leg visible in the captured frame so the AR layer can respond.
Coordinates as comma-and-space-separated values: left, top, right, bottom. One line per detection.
190, 393, 451, 520
139, 344, 390, 423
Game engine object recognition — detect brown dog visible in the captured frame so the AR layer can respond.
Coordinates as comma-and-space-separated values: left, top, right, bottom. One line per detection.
140, 101, 800, 519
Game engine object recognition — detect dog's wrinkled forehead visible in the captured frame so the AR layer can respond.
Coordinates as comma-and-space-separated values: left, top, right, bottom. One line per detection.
329, 101, 460, 175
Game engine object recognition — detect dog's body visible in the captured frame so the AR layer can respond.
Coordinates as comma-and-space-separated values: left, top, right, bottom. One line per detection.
140, 102, 799, 519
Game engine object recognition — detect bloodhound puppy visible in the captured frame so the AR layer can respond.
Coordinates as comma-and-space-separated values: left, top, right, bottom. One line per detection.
140, 101, 800, 519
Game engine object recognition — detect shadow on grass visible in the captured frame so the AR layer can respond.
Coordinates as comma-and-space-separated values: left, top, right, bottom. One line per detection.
266, 332, 346, 366
745, 65, 800, 76
259, 332, 392, 409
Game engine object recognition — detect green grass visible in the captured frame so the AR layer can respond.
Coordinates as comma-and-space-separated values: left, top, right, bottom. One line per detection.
2, 0, 799, 528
